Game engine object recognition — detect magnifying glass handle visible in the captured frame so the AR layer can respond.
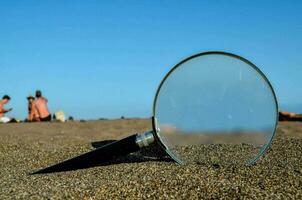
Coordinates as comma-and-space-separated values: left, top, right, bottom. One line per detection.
31, 132, 155, 174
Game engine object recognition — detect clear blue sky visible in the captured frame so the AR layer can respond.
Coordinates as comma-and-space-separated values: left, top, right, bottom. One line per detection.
0, 0, 301, 120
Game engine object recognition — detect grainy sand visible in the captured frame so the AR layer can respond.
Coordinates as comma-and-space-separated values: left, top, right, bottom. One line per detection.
0, 119, 301, 199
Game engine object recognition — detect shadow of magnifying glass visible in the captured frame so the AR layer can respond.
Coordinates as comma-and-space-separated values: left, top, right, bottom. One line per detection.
31, 51, 278, 174
90, 139, 170, 165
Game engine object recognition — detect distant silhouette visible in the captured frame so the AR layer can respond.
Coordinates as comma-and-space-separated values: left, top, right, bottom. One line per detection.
34, 90, 51, 122
27, 96, 39, 122
0, 95, 13, 123
279, 111, 302, 121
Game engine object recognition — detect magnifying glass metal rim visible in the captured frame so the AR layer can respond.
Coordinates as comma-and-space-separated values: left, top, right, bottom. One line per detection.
152, 51, 279, 165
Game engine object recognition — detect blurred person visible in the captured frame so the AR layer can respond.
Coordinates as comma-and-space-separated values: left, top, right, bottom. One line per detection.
27, 95, 39, 122
34, 90, 51, 122
0, 95, 13, 123
279, 111, 302, 121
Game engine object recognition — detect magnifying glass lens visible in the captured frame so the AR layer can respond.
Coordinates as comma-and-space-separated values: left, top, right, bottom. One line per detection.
154, 53, 278, 166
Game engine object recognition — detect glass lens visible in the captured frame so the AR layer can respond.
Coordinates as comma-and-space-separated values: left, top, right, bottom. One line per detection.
154, 52, 278, 166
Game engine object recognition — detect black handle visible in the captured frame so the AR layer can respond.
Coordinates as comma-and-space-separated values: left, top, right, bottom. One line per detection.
31, 134, 140, 174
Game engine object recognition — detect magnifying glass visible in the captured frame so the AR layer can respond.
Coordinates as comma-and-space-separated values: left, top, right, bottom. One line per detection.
32, 51, 278, 174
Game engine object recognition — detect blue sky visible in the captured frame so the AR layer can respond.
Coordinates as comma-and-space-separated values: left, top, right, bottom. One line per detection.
0, 0, 301, 119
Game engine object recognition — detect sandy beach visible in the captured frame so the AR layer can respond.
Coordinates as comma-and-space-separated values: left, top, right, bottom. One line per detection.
0, 119, 301, 199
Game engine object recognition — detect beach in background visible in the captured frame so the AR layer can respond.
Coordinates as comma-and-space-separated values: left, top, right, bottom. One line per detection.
0, 119, 301, 199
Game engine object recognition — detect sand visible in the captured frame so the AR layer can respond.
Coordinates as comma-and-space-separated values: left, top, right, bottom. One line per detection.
0, 119, 301, 199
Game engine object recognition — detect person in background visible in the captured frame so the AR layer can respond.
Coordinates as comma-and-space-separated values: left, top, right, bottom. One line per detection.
27, 95, 39, 122
279, 111, 302, 121
0, 95, 13, 123
34, 90, 51, 122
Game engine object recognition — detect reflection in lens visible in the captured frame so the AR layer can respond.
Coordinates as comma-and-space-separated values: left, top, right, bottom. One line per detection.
154, 52, 278, 166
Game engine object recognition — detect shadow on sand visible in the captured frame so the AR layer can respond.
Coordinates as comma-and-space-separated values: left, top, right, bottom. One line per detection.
31, 139, 172, 175
91, 139, 171, 165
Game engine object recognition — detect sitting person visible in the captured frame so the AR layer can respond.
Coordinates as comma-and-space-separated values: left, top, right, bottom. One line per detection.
0, 95, 13, 123
34, 90, 52, 122
27, 95, 39, 122
279, 111, 302, 121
